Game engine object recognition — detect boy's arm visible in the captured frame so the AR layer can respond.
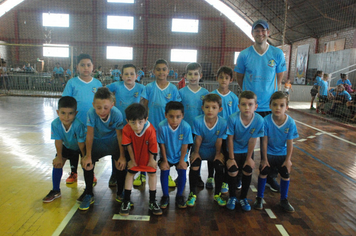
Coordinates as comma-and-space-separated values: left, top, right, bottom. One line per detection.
282, 139, 293, 173
244, 137, 257, 169
78, 142, 85, 158
191, 135, 202, 163
159, 143, 170, 170
116, 129, 126, 170
260, 136, 270, 171
213, 138, 224, 163
236, 72, 244, 89
140, 98, 148, 110
177, 144, 188, 170
82, 126, 94, 170
126, 144, 137, 169
53, 140, 64, 168
276, 72, 284, 89
226, 135, 237, 169
147, 153, 157, 170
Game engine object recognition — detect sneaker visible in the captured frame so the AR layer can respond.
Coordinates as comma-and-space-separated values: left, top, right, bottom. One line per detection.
266, 177, 280, 193
116, 193, 124, 203
159, 195, 170, 209
77, 191, 86, 202
79, 194, 95, 211
43, 190, 61, 203
310, 106, 316, 110
149, 201, 163, 215
176, 195, 187, 209
236, 180, 242, 190
206, 177, 214, 189
226, 197, 237, 210
186, 192, 196, 207
221, 182, 229, 194
253, 197, 263, 210
214, 193, 227, 206
119, 201, 131, 216
93, 174, 97, 187
108, 175, 117, 187
239, 198, 251, 211
66, 172, 77, 184
133, 174, 142, 187
168, 175, 176, 188
280, 199, 295, 212
197, 176, 204, 188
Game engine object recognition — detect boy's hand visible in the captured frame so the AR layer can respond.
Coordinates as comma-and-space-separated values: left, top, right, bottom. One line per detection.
116, 156, 127, 170
81, 156, 93, 171
127, 160, 137, 170
160, 160, 170, 170
177, 160, 187, 170
282, 159, 292, 173
244, 158, 255, 170
52, 156, 64, 168
260, 159, 270, 172
190, 152, 200, 163
213, 153, 225, 164
226, 159, 237, 169
147, 158, 157, 170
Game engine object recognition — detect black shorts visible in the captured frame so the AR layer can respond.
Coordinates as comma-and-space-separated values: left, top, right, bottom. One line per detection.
267, 154, 286, 169
158, 158, 189, 168
319, 95, 328, 103
59, 145, 81, 161
310, 86, 318, 97
227, 152, 254, 169
256, 111, 272, 118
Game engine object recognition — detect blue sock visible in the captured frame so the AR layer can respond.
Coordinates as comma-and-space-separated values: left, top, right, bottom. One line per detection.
52, 168, 63, 191
177, 169, 187, 197
160, 170, 169, 196
280, 179, 290, 200
257, 176, 267, 198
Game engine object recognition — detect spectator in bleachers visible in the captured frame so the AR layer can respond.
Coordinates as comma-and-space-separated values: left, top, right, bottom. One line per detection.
0, 61, 10, 90
53, 62, 65, 85
327, 84, 352, 115
337, 73, 354, 93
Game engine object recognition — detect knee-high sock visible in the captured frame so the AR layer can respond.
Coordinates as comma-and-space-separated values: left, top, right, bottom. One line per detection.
257, 177, 267, 198
280, 179, 290, 200
177, 169, 187, 197
160, 170, 170, 196
69, 156, 79, 174
189, 168, 199, 195
52, 168, 63, 191
239, 174, 252, 199
116, 169, 127, 195
228, 174, 237, 198
84, 168, 94, 195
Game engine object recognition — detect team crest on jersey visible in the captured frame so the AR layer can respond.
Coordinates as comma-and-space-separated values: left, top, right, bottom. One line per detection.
146, 141, 149, 145
268, 60, 276, 68
228, 101, 232, 107
166, 93, 172, 100
134, 92, 139, 98
200, 95, 205, 100
250, 128, 255, 134
92, 87, 97, 93
109, 122, 113, 127
179, 134, 183, 140
284, 128, 289, 134
216, 130, 220, 136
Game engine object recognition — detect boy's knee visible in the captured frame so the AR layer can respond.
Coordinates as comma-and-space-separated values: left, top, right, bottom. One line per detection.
242, 165, 253, 176
213, 160, 224, 173
259, 166, 270, 176
227, 165, 238, 177
279, 166, 290, 179
190, 158, 201, 171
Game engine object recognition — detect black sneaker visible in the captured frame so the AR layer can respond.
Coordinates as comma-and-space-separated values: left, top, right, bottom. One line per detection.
159, 195, 170, 209
108, 175, 117, 187
266, 177, 280, 193
176, 195, 187, 209
280, 199, 294, 212
120, 201, 131, 216
197, 176, 204, 188
43, 190, 61, 203
149, 201, 163, 215
253, 197, 263, 210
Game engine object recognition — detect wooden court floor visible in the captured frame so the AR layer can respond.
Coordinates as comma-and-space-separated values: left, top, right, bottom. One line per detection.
0, 96, 355, 236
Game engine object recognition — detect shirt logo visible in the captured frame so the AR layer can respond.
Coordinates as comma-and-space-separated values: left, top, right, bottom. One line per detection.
134, 92, 139, 98
284, 128, 289, 134
268, 60, 276, 68
250, 128, 256, 134
109, 122, 113, 127
166, 93, 172, 100
200, 95, 205, 100
216, 130, 220, 136
92, 87, 97, 93
179, 134, 183, 140
146, 141, 149, 145
228, 101, 232, 107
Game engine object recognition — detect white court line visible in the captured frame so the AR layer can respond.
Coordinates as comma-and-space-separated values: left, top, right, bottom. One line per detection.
265, 208, 277, 219
307, 135, 316, 139
276, 224, 290, 236
113, 215, 150, 221
295, 120, 356, 146
296, 139, 307, 142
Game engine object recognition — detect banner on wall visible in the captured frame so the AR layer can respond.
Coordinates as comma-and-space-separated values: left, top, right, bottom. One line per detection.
294, 44, 309, 85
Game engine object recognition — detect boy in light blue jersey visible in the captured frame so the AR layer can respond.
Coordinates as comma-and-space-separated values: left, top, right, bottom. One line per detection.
79, 87, 127, 211
157, 102, 193, 209
43, 97, 86, 203
327, 84, 352, 115
187, 94, 227, 207
136, 68, 144, 83
53, 62, 65, 85
317, 73, 330, 115
253, 91, 299, 212
111, 65, 122, 82
65, 65, 72, 81
62, 54, 102, 185
226, 91, 264, 212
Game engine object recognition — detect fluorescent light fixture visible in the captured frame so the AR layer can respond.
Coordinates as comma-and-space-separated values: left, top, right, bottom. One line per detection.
172, 18, 199, 33
43, 44, 69, 57
107, 46, 133, 60
171, 49, 197, 63
0, 0, 24, 18
43, 13, 69, 27
234, 52, 240, 64
205, 0, 254, 41
107, 16, 134, 30
108, 0, 134, 3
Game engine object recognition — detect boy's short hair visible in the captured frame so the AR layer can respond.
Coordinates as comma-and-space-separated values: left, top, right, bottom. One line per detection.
217, 66, 233, 79
114, 65, 119, 69
125, 103, 148, 121
203, 94, 222, 107
77, 54, 93, 64
186, 62, 202, 73
154, 59, 168, 69
94, 87, 114, 102
323, 73, 329, 79
58, 96, 77, 110
270, 91, 289, 105
239, 91, 257, 103
336, 84, 345, 91
165, 101, 184, 114
122, 64, 137, 73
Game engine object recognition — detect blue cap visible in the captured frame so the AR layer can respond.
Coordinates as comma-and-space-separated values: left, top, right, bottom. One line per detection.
252, 19, 269, 30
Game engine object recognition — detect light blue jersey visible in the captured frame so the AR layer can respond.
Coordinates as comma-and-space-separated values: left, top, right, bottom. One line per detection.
211, 89, 239, 120
264, 114, 299, 155
51, 118, 86, 151
157, 119, 193, 164
106, 81, 145, 125
179, 86, 209, 127
234, 45, 287, 112
192, 115, 227, 161
330, 89, 352, 101
62, 77, 102, 125
53, 67, 64, 75
137, 70, 144, 82
87, 106, 124, 140
319, 80, 328, 96
111, 69, 121, 81
141, 81, 181, 129
66, 69, 72, 76
315, 76, 322, 86
227, 112, 264, 153
336, 79, 352, 86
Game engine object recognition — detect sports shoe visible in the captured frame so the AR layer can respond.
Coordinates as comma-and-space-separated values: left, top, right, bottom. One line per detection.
133, 174, 143, 186
280, 199, 295, 212
108, 175, 117, 187
79, 194, 95, 211
253, 197, 263, 210
266, 177, 280, 193
168, 175, 176, 188
149, 201, 163, 215
221, 182, 229, 194
197, 176, 204, 188
93, 174, 97, 187
116, 193, 124, 203
226, 197, 237, 210
141, 173, 146, 183
159, 195, 170, 209
176, 195, 187, 209
43, 190, 61, 203
186, 192, 196, 207
206, 177, 214, 189
66, 172, 77, 184
239, 198, 251, 211
310, 106, 316, 110
236, 180, 242, 190
119, 201, 131, 216
214, 193, 227, 206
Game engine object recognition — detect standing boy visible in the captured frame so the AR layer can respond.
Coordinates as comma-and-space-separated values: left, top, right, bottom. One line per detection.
157, 101, 193, 209
43, 96, 86, 203
111, 65, 121, 82
53, 62, 65, 85
254, 91, 298, 212
226, 91, 264, 211
317, 73, 330, 115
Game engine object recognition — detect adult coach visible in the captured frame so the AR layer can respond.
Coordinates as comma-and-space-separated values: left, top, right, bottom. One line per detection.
234, 19, 287, 192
